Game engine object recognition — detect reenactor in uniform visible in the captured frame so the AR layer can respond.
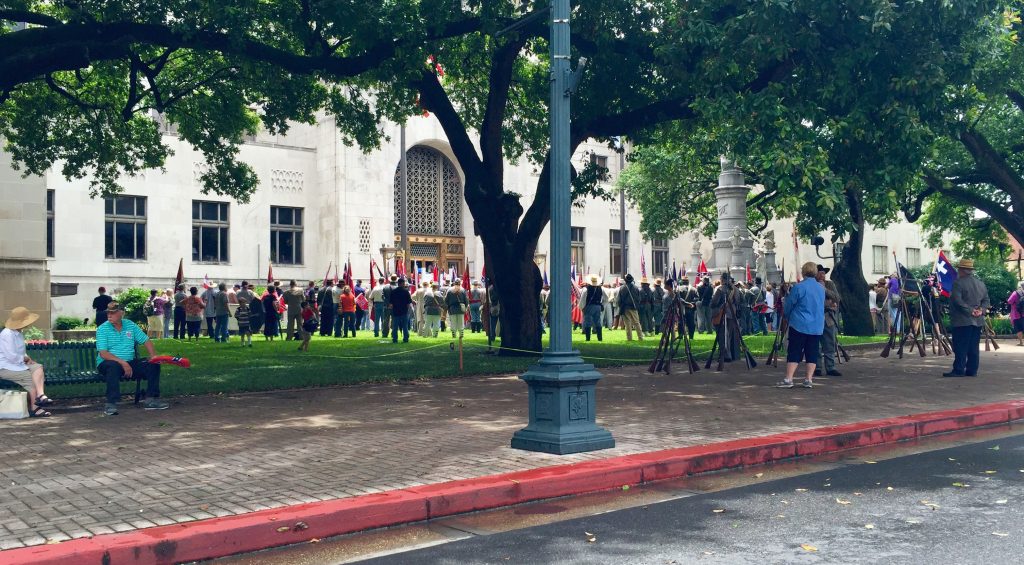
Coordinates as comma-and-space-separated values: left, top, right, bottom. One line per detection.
469, 281, 485, 333
816, 264, 842, 377
710, 273, 741, 361
698, 276, 714, 334
677, 277, 699, 340
638, 277, 655, 334
652, 278, 666, 334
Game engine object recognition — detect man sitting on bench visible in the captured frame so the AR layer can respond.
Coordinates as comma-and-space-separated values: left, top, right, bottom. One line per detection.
97, 302, 168, 415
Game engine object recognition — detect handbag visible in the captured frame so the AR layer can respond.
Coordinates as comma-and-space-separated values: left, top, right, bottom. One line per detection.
0, 390, 29, 420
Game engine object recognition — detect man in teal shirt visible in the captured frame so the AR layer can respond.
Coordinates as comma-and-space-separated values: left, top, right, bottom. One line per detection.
96, 302, 168, 415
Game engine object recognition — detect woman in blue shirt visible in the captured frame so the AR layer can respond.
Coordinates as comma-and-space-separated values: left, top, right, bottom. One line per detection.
778, 262, 826, 389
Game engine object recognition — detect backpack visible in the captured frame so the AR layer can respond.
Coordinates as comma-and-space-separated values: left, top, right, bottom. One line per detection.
1016, 291, 1024, 315
143, 299, 156, 317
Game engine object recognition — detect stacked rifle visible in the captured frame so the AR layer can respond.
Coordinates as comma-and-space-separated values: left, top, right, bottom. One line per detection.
705, 285, 758, 371
649, 293, 700, 374
881, 252, 951, 359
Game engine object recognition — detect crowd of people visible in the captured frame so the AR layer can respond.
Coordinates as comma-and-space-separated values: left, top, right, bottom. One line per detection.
3, 254, 1018, 419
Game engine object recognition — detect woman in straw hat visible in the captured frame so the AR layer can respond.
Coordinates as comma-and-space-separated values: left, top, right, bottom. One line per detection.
0, 307, 53, 417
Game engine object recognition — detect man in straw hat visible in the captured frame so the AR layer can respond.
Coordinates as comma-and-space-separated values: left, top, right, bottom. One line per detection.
944, 258, 990, 378
96, 302, 169, 415
0, 307, 53, 417
581, 274, 607, 341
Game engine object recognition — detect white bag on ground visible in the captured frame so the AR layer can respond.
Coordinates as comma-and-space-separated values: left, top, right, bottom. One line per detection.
0, 390, 28, 419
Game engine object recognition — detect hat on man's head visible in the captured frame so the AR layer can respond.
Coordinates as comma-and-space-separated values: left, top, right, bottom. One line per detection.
390, 275, 398, 282
654, 277, 663, 285
817, 264, 830, 274
5, 307, 39, 330
640, 277, 649, 285
956, 258, 975, 271
624, 274, 635, 284
588, 274, 600, 285
106, 302, 126, 312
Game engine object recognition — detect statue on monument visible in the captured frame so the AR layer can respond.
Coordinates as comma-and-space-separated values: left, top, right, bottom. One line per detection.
755, 252, 766, 277
730, 226, 742, 249
764, 230, 776, 252
691, 231, 702, 254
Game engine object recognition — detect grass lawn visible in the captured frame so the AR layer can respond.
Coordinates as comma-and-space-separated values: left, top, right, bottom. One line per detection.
46, 329, 886, 399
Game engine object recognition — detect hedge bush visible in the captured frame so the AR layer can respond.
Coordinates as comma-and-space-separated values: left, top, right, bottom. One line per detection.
114, 287, 150, 324
53, 316, 87, 330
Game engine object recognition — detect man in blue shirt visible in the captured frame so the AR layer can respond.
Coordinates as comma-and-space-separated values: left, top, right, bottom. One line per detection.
96, 302, 168, 415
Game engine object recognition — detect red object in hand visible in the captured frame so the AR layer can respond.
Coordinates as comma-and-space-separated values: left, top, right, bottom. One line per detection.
149, 355, 191, 368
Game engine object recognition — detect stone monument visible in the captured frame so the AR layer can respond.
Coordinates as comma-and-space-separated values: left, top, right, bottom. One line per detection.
689, 230, 703, 278
728, 226, 747, 282
762, 230, 782, 284
711, 157, 754, 277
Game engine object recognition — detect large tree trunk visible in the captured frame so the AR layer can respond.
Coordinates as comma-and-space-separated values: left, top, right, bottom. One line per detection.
489, 249, 543, 354
832, 188, 874, 336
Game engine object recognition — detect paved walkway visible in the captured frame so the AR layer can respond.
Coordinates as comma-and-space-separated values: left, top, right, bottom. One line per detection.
2, 343, 1023, 551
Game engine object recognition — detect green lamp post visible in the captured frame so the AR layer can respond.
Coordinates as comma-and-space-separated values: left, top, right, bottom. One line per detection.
510, 0, 615, 455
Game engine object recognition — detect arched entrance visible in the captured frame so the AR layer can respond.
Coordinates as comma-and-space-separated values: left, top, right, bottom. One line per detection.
394, 145, 465, 277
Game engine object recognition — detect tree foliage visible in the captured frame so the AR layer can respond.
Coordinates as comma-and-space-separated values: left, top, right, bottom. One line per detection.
905, 3, 1024, 253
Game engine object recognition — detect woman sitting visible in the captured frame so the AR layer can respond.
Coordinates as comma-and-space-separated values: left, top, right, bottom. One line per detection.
0, 307, 54, 417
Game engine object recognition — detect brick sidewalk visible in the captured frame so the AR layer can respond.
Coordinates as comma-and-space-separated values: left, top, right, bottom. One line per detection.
2, 343, 1022, 551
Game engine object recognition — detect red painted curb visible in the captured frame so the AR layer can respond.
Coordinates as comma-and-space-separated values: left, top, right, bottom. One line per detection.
5, 399, 1023, 565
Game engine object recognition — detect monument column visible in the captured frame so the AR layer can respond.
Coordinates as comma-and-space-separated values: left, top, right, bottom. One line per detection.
711, 158, 753, 276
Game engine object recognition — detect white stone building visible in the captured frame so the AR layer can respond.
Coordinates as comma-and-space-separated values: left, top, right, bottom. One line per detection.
1, 113, 944, 327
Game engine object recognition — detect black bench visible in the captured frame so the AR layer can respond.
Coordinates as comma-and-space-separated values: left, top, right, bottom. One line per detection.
0, 342, 147, 403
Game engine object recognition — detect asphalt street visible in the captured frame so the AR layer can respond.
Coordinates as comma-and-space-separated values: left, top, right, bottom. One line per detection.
362, 432, 1024, 565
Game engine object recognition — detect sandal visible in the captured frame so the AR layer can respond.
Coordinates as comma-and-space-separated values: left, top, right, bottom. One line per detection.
35, 394, 54, 407
29, 407, 52, 418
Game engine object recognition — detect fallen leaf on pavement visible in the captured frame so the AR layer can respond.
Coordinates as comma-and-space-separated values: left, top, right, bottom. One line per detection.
309, 538, 320, 544
776, 514, 786, 518
907, 519, 921, 524
795, 488, 808, 492
989, 445, 1000, 451
800, 544, 818, 552
995, 500, 1008, 504
276, 527, 290, 533
886, 487, 895, 491
853, 492, 863, 496
754, 473, 764, 478
864, 524, 875, 529
948, 458, 956, 461
952, 482, 970, 488
992, 532, 1009, 537
835, 498, 851, 505
984, 471, 997, 474
864, 461, 877, 464
712, 509, 726, 513
622, 485, 630, 491
584, 531, 597, 543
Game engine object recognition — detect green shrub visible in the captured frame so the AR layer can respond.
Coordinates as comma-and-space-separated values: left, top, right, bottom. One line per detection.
22, 327, 44, 340
989, 317, 1014, 335
115, 287, 150, 324
54, 315, 86, 330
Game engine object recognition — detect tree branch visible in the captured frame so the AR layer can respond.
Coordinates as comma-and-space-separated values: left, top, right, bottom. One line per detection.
480, 34, 530, 186
0, 9, 62, 27
0, 16, 484, 91
959, 128, 1024, 203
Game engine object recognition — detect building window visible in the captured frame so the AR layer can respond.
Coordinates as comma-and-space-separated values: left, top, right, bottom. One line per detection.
571, 227, 586, 270
651, 238, 669, 278
589, 154, 608, 170
610, 229, 629, 276
270, 206, 304, 265
393, 146, 463, 237
906, 247, 921, 268
358, 219, 372, 254
192, 201, 229, 263
46, 190, 54, 258
872, 245, 888, 274
104, 195, 146, 260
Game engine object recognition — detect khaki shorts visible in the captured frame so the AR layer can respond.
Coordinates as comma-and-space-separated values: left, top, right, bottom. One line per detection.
0, 363, 43, 389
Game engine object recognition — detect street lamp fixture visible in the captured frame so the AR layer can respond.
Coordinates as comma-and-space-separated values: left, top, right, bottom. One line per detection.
510, 0, 614, 455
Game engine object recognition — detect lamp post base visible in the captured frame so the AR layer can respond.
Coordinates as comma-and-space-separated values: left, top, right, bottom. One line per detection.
511, 350, 615, 455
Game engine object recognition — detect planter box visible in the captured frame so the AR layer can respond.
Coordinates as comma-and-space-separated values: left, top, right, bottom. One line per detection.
52, 329, 96, 341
